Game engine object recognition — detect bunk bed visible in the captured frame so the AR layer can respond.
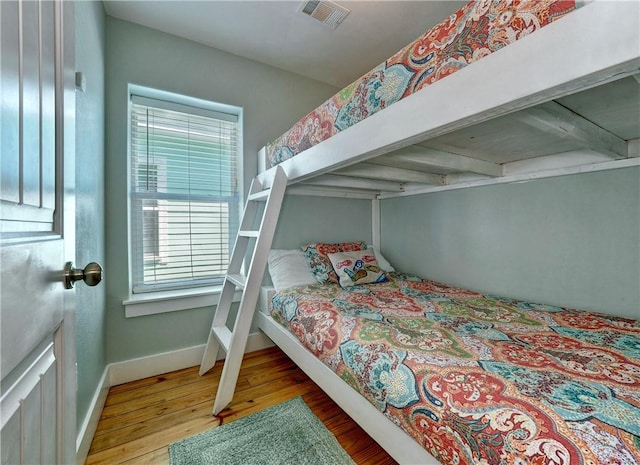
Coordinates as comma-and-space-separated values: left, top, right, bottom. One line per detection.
249, 1, 640, 463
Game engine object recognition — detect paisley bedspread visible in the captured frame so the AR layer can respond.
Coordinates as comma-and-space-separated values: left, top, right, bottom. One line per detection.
271, 272, 640, 465
265, 0, 581, 167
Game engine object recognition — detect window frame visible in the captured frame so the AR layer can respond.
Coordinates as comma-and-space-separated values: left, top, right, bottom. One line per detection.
125, 85, 243, 315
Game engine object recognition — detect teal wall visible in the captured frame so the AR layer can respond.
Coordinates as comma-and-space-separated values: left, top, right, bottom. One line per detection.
75, 1, 106, 429
104, 17, 339, 363
381, 167, 640, 319
273, 195, 373, 249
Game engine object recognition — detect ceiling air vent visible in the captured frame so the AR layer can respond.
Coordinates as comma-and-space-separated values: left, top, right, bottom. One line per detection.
299, 0, 350, 29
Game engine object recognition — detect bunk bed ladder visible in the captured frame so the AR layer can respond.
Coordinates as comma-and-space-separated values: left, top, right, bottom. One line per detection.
199, 165, 288, 415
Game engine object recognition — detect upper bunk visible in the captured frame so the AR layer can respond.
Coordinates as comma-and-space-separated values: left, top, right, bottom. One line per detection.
256, 0, 640, 199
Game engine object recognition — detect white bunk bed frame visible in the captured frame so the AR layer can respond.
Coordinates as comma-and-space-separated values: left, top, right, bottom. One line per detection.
251, 2, 639, 464
257, 1, 639, 193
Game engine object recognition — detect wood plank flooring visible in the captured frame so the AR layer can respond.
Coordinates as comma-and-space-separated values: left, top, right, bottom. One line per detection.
85, 346, 397, 464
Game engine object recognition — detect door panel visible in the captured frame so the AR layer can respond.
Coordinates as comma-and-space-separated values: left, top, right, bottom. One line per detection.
1, 0, 57, 232
21, 0, 42, 208
0, 0, 20, 203
0, 241, 63, 379
0, 1, 76, 464
1, 410, 20, 465
0, 342, 57, 465
40, 0, 57, 211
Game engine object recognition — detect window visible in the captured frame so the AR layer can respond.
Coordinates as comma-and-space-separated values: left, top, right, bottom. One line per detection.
129, 89, 242, 294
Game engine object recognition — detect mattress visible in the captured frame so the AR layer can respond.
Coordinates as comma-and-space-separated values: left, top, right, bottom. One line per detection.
265, 0, 581, 167
270, 272, 640, 465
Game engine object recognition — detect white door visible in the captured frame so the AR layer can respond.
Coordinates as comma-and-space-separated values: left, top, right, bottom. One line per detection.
1, 1, 77, 464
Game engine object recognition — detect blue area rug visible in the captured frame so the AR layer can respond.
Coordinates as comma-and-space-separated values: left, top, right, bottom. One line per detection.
169, 396, 356, 465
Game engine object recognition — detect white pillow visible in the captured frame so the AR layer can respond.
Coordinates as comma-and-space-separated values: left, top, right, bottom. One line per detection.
268, 249, 317, 291
370, 246, 395, 272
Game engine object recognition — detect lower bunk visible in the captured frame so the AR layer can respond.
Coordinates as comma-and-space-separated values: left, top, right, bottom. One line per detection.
258, 306, 436, 465
258, 271, 640, 465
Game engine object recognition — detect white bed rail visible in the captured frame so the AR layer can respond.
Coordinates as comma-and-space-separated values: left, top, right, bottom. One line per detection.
257, 0, 640, 192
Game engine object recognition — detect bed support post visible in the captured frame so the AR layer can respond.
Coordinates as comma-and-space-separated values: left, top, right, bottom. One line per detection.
372, 198, 380, 250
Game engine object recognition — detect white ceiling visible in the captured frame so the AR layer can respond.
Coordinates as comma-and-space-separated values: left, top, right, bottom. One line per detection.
102, 0, 466, 88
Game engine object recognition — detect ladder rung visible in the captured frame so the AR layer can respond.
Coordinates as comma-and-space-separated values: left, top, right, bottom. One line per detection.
211, 326, 232, 353
247, 190, 270, 201
227, 273, 246, 288
238, 230, 259, 238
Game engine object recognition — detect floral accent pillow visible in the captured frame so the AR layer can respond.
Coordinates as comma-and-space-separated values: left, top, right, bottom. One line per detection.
327, 248, 387, 288
301, 241, 368, 284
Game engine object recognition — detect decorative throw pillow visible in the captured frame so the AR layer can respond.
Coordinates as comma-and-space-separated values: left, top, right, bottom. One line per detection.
327, 248, 387, 288
301, 241, 368, 284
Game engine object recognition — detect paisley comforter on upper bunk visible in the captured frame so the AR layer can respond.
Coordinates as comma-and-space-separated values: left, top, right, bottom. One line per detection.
271, 272, 640, 465
266, 0, 581, 167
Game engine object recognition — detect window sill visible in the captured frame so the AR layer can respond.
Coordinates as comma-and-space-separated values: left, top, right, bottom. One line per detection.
123, 286, 242, 318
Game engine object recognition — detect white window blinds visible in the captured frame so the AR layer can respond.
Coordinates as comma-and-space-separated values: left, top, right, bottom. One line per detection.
129, 94, 241, 293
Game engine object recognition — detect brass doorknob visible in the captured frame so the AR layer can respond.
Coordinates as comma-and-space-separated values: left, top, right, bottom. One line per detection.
64, 262, 103, 289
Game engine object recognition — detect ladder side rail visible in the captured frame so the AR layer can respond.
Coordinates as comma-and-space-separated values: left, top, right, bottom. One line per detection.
199, 277, 241, 375
211, 279, 239, 327
223, 235, 249, 281
199, 334, 221, 375
200, 238, 251, 373
211, 291, 260, 413
226, 178, 265, 274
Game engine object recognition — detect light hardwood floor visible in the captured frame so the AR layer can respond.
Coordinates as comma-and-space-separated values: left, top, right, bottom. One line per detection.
85, 346, 397, 464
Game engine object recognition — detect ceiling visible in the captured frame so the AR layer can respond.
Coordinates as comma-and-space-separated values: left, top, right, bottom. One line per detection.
102, 0, 466, 88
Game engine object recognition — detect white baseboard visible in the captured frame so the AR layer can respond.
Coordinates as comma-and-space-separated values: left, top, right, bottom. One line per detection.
108, 344, 206, 387
76, 331, 274, 464
108, 331, 273, 386
76, 368, 109, 465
